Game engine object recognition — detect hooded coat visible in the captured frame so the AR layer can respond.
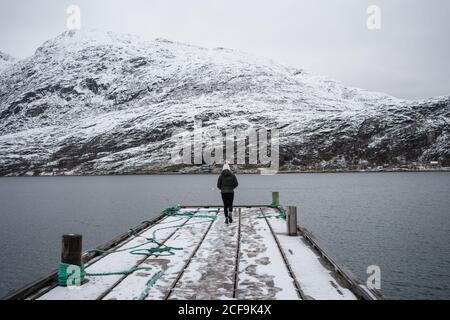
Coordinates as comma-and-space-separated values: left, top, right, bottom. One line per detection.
217, 169, 238, 193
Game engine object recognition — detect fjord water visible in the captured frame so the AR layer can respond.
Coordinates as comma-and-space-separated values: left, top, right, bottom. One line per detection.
0, 173, 449, 299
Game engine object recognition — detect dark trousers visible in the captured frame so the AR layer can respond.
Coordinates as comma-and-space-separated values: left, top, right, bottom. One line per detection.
221, 192, 234, 217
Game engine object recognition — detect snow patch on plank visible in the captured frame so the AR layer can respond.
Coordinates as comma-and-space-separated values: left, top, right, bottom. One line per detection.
103, 208, 218, 300
238, 208, 300, 300
262, 208, 357, 300
39, 209, 196, 300
169, 209, 238, 299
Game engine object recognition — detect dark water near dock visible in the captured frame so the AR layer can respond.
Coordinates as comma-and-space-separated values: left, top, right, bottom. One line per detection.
0, 173, 449, 299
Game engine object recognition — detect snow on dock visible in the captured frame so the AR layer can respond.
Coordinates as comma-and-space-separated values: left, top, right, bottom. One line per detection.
238, 207, 300, 299
260, 207, 356, 300
12, 205, 378, 300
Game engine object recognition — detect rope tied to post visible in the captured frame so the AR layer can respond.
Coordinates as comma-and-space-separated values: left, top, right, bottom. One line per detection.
57, 262, 154, 286
57, 204, 219, 298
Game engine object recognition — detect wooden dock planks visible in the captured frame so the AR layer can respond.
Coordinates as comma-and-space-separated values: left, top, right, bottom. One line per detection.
261, 207, 357, 300
39, 208, 199, 300
168, 208, 239, 299
237, 208, 300, 300
105, 208, 219, 300
35, 206, 363, 300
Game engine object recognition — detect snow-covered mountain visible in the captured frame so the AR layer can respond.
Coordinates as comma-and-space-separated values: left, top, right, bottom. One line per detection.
0, 30, 448, 176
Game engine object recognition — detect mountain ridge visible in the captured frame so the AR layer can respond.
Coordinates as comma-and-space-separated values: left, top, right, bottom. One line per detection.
0, 30, 448, 176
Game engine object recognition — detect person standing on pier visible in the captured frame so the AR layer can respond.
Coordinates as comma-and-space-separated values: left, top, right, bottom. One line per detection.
217, 161, 239, 224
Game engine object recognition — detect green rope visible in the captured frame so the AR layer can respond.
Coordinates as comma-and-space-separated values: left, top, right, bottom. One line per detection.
82, 205, 205, 258
257, 203, 287, 219
162, 205, 182, 216
136, 270, 164, 300
168, 212, 218, 219
129, 246, 182, 257
85, 266, 154, 277
57, 204, 217, 297
83, 236, 182, 257
58, 262, 155, 286
83, 238, 160, 255
163, 205, 217, 220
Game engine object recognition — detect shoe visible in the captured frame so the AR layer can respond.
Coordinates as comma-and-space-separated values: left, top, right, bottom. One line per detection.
228, 215, 233, 223
225, 217, 229, 224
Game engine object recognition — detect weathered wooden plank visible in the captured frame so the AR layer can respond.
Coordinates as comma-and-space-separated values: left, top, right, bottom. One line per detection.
261, 207, 357, 300
237, 208, 300, 300
4, 212, 167, 300
38, 208, 198, 300
168, 209, 239, 300
259, 208, 305, 299
27, 205, 376, 301
103, 208, 219, 300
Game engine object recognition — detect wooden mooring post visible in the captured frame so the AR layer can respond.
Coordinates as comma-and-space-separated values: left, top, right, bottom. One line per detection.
286, 206, 298, 236
61, 234, 82, 266
272, 191, 280, 205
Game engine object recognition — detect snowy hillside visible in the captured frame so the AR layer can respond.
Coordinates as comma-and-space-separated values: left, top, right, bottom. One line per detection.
0, 30, 449, 176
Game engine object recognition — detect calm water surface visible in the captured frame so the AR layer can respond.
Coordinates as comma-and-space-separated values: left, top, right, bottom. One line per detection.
0, 173, 449, 299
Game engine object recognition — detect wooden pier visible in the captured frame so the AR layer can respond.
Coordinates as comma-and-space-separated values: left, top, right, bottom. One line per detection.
4, 203, 381, 300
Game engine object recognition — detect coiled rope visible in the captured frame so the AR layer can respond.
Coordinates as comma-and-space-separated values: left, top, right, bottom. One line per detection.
58, 205, 216, 299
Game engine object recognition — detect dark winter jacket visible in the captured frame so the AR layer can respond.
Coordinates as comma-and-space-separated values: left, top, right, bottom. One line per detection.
217, 169, 239, 193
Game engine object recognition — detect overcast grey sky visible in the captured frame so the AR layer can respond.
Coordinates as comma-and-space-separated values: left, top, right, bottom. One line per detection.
0, 0, 449, 99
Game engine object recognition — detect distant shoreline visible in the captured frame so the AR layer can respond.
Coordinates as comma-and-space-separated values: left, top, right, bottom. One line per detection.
2, 168, 450, 177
